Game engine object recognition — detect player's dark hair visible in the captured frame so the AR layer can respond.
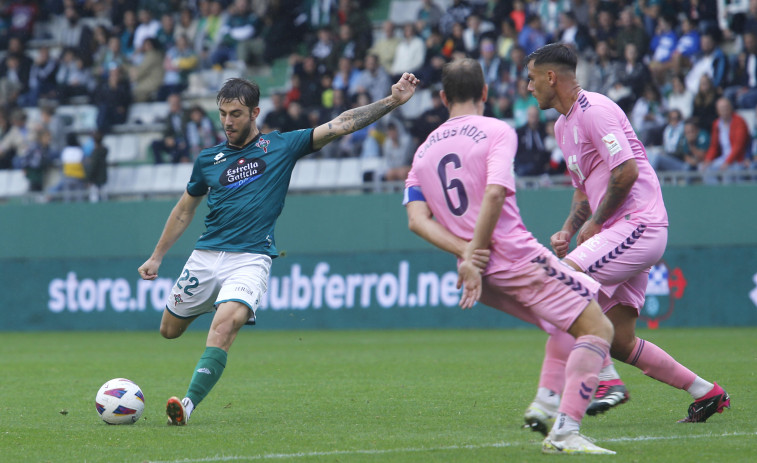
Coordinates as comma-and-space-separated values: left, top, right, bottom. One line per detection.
526, 43, 578, 73
217, 78, 260, 111
441, 58, 485, 104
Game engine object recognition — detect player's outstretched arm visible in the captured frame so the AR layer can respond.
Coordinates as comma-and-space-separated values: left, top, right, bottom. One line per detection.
138, 191, 203, 280
312, 72, 419, 150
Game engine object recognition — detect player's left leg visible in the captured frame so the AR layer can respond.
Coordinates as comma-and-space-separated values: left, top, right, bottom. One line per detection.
167, 301, 250, 426
607, 301, 730, 422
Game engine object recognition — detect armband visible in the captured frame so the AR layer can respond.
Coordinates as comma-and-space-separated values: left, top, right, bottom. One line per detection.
402, 185, 426, 205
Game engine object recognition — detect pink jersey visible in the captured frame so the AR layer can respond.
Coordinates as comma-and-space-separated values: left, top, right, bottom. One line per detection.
555, 90, 668, 227
405, 115, 546, 274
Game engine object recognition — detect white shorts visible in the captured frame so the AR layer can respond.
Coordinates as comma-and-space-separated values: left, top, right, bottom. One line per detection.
166, 250, 272, 324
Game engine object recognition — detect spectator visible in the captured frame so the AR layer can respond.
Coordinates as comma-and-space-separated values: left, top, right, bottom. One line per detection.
441, 21, 467, 60
653, 110, 699, 172
129, 38, 165, 102
195, 0, 227, 68
156, 12, 177, 50
96, 36, 128, 83
583, 40, 615, 95
20, 129, 52, 193
556, 11, 593, 55
174, 7, 199, 48
593, 9, 618, 56
439, 0, 472, 36
133, 8, 161, 51
411, 89, 448, 143
262, 92, 291, 133
381, 119, 414, 182
391, 23, 426, 78
48, 132, 87, 203
478, 37, 501, 85
701, 97, 751, 183
685, 31, 729, 94
0, 54, 28, 107
518, 15, 548, 56
416, 0, 444, 39
0, 109, 28, 170
330, 0, 373, 58
55, 47, 94, 103
509, 0, 527, 32
56, 5, 94, 65
462, 13, 495, 58
369, 21, 400, 73
671, 14, 700, 74
512, 77, 540, 129
293, 55, 324, 110
352, 54, 392, 103
311, 27, 338, 73
210, 0, 262, 69
665, 73, 695, 120
648, 14, 679, 86
151, 93, 189, 164
185, 105, 218, 161
514, 105, 550, 177
93, 65, 132, 133
334, 23, 367, 66
86, 131, 108, 203
119, 9, 138, 59
332, 56, 360, 95
631, 84, 667, 146
724, 31, 757, 109
691, 74, 719, 131
536, 0, 571, 40
496, 17, 518, 60
614, 7, 649, 62
30, 105, 65, 157
608, 42, 651, 113
158, 34, 199, 101
282, 100, 310, 132
544, 119, 566, 175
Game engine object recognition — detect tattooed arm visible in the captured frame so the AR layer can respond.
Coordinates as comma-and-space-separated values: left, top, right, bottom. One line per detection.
551, 188, 592, 258
312, 73, 419, 150
575, 158, 639, 245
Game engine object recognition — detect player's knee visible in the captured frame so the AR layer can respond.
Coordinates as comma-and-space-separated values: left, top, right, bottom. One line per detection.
610, 330, 637, 361
160, 323, 184, 339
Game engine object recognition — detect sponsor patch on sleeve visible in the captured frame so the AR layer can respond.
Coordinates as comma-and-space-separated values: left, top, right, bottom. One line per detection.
601, 133, 622, 156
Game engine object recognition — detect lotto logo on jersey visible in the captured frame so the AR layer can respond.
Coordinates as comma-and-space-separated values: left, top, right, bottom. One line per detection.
220, 157, 267, 187
602, 133, 622, 156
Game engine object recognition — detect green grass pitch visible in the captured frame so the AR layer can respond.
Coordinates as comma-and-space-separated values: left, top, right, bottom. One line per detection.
1, 327, 754, 462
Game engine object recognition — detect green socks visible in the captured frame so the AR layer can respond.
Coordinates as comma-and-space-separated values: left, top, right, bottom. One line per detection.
186, 346, 227, 407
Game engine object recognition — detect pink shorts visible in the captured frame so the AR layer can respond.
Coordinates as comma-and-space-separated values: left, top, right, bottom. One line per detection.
479, 252, 601, 334
565, 222, 667, 313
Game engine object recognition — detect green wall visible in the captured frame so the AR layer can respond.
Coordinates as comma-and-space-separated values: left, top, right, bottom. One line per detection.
1, 185, 755, 331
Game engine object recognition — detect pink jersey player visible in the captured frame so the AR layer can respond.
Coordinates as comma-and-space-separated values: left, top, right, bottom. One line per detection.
405, 58, 617, 455
406, 115, 545, 274
527, 43, 729, 425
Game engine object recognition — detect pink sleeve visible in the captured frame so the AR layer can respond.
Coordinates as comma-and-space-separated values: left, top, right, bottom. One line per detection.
486, 123, 517, 193
584, 106, 635, 170
405, 162, 420, 189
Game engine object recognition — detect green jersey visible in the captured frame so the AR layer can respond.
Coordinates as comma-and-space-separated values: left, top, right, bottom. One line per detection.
186, 128, 315, 256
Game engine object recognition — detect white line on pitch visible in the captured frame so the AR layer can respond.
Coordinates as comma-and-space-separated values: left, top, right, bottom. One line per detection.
147, 431, 757, 463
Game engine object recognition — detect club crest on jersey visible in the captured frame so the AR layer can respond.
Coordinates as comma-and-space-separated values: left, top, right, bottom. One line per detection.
255, 137, 270, 153
220, 157, 267, 187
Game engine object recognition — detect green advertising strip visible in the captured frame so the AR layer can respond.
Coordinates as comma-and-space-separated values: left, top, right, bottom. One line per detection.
3, 247, 756, 331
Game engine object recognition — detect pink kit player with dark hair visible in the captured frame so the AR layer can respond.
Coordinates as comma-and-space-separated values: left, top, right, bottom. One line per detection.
526, 43, 729, 424
404, 57, 616, 455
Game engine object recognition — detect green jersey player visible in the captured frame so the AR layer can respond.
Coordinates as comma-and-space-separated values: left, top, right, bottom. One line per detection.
138, 73, 419, 425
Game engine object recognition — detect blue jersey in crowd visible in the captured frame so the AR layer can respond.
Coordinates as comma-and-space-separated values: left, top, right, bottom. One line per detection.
186, 128, 315, 256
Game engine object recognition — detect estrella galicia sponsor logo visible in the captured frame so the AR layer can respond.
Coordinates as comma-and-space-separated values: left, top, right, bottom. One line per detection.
221, 157, 266, 187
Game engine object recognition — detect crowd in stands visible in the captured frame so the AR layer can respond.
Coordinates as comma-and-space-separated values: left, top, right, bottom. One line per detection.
0, 0, 756, 202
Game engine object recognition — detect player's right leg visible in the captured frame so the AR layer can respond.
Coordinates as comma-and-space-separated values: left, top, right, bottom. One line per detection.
542, 299, 615, 455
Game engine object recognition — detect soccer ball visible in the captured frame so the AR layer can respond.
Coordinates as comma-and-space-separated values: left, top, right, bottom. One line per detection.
95, 378, 145, 425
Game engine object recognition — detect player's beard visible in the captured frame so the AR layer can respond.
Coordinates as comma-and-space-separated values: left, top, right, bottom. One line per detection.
226, 124, 253, 148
